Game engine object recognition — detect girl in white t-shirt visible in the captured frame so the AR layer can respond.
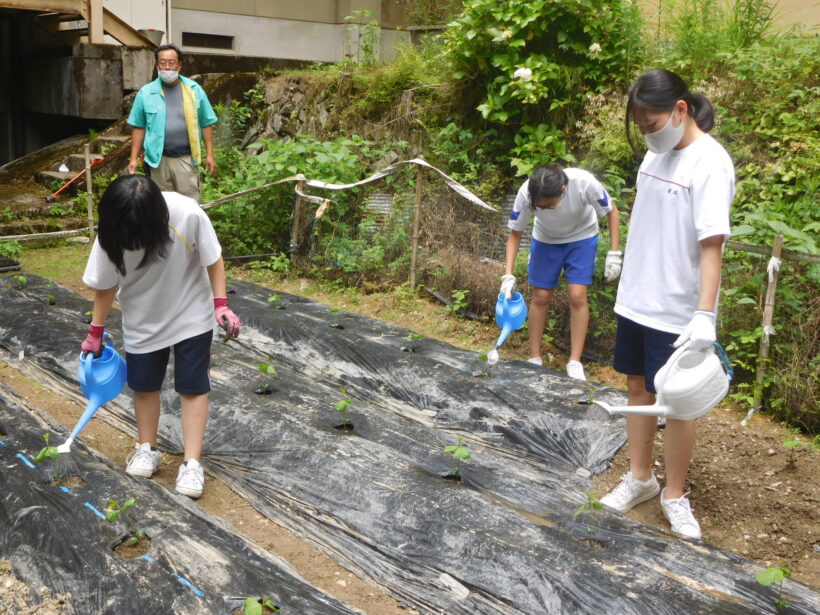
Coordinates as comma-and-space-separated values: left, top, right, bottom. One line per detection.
81, 174, 241, 499
599, 70, 735, 540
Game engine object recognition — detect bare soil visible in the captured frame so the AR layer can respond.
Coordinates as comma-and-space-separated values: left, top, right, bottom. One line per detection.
1, 250, 817, 614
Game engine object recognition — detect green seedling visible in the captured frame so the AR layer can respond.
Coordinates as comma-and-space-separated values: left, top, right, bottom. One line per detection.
444, 435, 472, 477
477, 353, 488, 362
105, 498, 146, 545
574, 491, 604, 520
334, 397, 351, 425
46, 294, 56, 305
756, 559, 792, 611
405, 333, 422, 340
12, 274, 27, 289
34, 433, 59, 464
329, 307, 341, 313
243, 596, 280, 614
267, 294, 281, 303
267, 294, 284, 309
258, 363, 279, 378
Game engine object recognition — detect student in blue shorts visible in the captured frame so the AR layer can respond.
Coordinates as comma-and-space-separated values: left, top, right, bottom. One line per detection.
80, 174, 240, 499
500, 164, 621, 380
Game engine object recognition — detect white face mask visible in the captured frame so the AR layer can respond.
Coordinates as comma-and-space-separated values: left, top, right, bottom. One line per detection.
643, 112, 685, 154
158, 70, 179, 84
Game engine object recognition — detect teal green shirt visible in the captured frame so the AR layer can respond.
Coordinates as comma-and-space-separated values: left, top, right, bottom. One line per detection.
127, 75, 218, 168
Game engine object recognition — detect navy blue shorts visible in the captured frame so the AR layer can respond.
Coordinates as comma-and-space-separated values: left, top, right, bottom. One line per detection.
528, 235, 599, 289
126, 330, 213, 395
613, 316, 679, 394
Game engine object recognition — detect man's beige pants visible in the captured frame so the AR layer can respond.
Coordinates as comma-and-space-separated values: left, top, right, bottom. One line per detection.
149, 155, 201, 202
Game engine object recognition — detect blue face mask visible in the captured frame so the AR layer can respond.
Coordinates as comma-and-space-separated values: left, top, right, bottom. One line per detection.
643, 113, 685, 154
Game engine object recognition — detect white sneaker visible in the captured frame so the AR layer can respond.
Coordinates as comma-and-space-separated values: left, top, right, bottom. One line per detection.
661, 488, 702, 540
600, 471, 660, 513
566, 360, 586, 380
125, 442, 161, 478
175, 459, 205, 499
526, 357, 543, 366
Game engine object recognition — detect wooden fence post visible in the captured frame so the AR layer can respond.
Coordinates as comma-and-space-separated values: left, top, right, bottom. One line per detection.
290, 180, 305, 263
84, 143, 95, 244
746, 234, 784, 423
409, 164, 423, 288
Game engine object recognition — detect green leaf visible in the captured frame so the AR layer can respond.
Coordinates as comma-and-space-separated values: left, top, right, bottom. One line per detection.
737, 298, 757, 305
756, 567, 785, 586
244, 598, 263, 615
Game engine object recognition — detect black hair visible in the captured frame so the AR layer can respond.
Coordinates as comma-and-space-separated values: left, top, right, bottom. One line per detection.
97, 175, 171, 276
625, 69, 715, 152
528, 164, 568, 205
155, 44, 183, 64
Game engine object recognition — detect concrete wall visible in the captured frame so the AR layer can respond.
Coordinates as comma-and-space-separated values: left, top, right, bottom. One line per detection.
638, 0, 819, 36
103, 0, 168, 45
172, 7, 410, 63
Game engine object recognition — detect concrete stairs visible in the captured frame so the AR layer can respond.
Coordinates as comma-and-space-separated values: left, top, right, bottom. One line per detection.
34, 129, 130, 193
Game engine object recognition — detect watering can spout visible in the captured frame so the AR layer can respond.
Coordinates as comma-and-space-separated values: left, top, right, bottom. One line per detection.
595, 401, 670, 418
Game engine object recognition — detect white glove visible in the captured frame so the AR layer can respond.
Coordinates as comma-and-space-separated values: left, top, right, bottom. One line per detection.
673, 310, 716, 350
604, 250, 622, 282
500, 274, 516, 299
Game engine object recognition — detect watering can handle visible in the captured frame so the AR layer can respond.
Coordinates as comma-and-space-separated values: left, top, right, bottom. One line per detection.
83, 332, 112, 383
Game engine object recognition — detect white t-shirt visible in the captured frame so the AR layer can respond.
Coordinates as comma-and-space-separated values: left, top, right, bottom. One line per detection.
615, 134, 735, 333
507, 167, 612, 244
83, 192, 222, 353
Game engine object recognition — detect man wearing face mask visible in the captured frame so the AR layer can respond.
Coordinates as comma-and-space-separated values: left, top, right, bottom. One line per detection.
127, 45, 218, 202
501, 163, 620, 380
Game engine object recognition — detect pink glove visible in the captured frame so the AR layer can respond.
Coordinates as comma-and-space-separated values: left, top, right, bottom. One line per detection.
82, 324, 105, 356
214, 297, 240, 341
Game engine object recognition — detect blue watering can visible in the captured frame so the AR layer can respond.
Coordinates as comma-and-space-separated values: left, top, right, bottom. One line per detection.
57, 333, 127, 453
487, 291, 528, 364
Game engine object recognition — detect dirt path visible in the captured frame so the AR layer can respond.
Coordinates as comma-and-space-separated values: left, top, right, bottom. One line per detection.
2, 245, 817, 615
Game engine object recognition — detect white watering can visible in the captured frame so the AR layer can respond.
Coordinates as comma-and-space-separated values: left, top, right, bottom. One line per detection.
595, 344, 729, 420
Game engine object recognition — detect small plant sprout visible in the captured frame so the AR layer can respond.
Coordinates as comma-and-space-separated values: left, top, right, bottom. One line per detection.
405, 333, 422, 340
756, 559, 792, 611
34, 433, 59, 464
334, 390, 351, 426
267, 294, 284, 309
444, 436, 472, 477
574, 491, 604, 520
243, 596, 280, 614
782, 435, 811, 469
477, 353, 488, 362
329, 307, 341, 313
258, 363, 279, 378
104, 498, 146, 545
12, 274, 27, 289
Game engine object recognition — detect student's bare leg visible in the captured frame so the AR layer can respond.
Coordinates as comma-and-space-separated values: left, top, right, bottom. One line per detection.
662, 419, 696, 498
626, 375, 657, 481
133, 391, 161, 446
180, 393, 208, 461
528, 287, 553, 359
566, 283, 589, 363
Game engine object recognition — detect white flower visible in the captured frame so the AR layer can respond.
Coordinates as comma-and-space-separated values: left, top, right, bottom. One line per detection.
513, 67, 533, 81
588, 43, 602, 55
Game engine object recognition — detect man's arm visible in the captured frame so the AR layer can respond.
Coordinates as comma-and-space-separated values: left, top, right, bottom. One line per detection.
128, 128, 146, 175
201, 125, 217, 177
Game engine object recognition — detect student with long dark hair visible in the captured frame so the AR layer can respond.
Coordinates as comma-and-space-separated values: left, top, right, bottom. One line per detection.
81, 175, 240, 499
599, 69, 735, 539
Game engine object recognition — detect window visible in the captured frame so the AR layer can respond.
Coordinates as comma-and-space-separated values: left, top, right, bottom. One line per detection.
181, 32, 234, 50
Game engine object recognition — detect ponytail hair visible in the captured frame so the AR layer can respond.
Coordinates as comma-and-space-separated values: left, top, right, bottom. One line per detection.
97, 175, 171, 276
625, 69, 715, 151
